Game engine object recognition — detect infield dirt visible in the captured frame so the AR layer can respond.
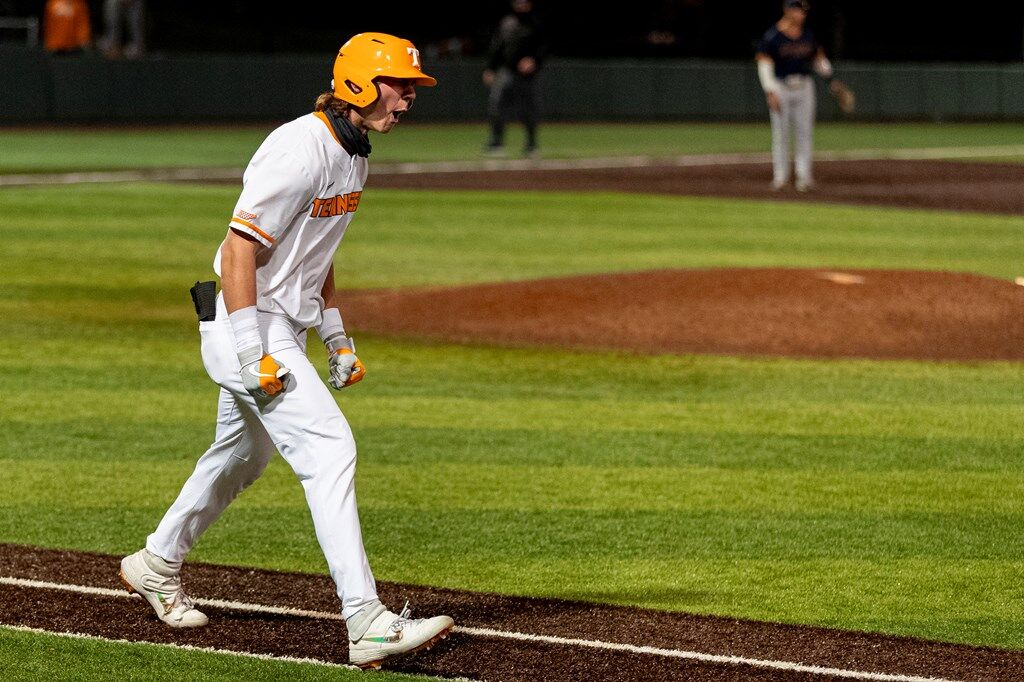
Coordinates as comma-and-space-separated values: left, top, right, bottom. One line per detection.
2, 544, 1022, 680
372, 159, 1024, 215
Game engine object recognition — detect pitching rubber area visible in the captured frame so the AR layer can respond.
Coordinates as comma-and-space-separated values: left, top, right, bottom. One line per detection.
1, 544, 1021, 680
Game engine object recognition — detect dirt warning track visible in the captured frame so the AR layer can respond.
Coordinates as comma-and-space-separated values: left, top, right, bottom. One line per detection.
2, 544, 1021, 681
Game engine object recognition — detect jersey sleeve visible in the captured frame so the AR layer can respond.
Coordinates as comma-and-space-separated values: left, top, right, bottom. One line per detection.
229, 149, 314, 248
755, 28, 776, 57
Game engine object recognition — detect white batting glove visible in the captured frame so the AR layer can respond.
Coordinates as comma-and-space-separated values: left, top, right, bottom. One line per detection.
323, 333, 365, 390
238, 345, 291, 399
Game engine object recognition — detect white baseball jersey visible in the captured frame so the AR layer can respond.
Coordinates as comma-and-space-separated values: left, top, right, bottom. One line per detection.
215, 111, 368, 328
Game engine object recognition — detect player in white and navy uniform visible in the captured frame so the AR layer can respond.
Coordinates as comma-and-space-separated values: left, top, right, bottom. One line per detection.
118, 33, 454, 670
756, 0, 835, 191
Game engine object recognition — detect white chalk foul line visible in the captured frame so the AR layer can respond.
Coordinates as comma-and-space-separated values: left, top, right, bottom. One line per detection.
0, 167, 241, 187
0, 576, 959, 682
0, 623, 479, 682
0, 576, 341, 621
370, 144, 1024, 174
0, 623, 358, 670
2, 143, 1023, 187
456, 626, 955, 682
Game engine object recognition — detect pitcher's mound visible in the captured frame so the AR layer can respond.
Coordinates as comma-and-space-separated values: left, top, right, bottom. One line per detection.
343, 269, 1024, 360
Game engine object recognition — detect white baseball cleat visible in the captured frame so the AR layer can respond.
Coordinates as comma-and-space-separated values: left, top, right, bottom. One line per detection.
348, 600, 454, 669
795, 178, 813, 192
770, 178, 786, 192
118, 549, 209, 628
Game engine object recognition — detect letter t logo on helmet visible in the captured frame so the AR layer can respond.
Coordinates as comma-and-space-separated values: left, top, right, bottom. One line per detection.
332, 33, 437, 108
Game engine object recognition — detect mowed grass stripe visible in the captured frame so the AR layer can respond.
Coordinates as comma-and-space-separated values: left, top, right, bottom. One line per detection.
4, 185, 1024, 297
8, 422, 1022, 475
3, 122, 1024, 171
5, 458, 1024, 515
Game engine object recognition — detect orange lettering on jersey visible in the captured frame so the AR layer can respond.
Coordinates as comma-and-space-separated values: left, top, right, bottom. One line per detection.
309, 191, 363, 218
347, 191, 362, 212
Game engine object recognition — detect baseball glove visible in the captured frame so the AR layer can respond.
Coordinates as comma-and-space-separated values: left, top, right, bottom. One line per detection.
829, 79, 856, 114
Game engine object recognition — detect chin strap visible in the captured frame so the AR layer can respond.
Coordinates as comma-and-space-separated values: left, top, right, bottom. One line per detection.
324, 108, 372, 158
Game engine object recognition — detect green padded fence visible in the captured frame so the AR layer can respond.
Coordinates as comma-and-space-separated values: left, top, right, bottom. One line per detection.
0, 47, 1019, 123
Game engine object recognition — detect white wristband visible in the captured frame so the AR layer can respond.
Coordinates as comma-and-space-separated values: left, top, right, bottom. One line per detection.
757, 59, 781, 94
228, 305, 263, 357
316, 307, 346, 348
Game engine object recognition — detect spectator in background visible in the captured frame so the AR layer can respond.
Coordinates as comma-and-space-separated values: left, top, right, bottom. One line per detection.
482, 0, 547, 158
43, 0, 91, 55
100, 0, 144, 59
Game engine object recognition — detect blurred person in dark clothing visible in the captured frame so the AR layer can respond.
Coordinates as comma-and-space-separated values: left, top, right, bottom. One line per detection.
43, 0, 91, 54
482, 0, 547, 158
100, 0, 144, 59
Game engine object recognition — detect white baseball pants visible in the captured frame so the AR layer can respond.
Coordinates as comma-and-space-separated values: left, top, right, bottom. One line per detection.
146, 298, 377, 618
769, 77, 816, 185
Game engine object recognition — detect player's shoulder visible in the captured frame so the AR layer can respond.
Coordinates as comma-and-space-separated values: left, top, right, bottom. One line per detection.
757, 26, 781, 53
263, 114, 327, 151
253, 115, 328, 164
241, 117, 323, 185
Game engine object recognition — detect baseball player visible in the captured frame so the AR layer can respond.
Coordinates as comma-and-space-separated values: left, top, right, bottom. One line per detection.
118, 33, 454, 669
756, 0, 837, 192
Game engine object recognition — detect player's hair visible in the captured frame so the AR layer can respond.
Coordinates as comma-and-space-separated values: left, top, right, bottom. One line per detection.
314, 91, 351, 116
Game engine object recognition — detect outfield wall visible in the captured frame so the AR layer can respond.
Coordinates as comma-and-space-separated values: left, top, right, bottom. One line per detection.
2, 47, 1022, 123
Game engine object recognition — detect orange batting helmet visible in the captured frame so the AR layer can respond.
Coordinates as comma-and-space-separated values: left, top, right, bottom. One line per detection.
332, 33, 437, 107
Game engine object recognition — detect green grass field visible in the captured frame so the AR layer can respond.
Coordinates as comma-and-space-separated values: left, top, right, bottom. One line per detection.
0, 627, 430, 681
2, 121, 1024, 172
3, 123, 1024, 677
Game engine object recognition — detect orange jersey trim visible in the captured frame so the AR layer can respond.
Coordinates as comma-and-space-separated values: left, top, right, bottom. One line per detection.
230, 216, 276, 244
314, 111, 342, 145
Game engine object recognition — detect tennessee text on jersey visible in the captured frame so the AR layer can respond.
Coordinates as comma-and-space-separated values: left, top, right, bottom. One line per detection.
310, 191, 362, 218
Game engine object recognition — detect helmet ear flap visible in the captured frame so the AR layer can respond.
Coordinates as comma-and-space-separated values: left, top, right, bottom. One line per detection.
332, 66, 378, 107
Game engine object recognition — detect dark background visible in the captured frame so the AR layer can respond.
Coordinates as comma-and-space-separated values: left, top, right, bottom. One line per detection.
5, 0, 1024, 61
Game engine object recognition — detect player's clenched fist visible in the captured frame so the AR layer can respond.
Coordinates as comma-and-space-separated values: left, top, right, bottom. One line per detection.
323, 333, 365, 389
238, 346, 291, 399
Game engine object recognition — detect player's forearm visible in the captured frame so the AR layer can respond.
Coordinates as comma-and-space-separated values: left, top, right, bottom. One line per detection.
220, 229, 263, 359
317, 263, 348, 344
315, 263, 360, 387
320, 263, 339, 312
220, 231, 259, 314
